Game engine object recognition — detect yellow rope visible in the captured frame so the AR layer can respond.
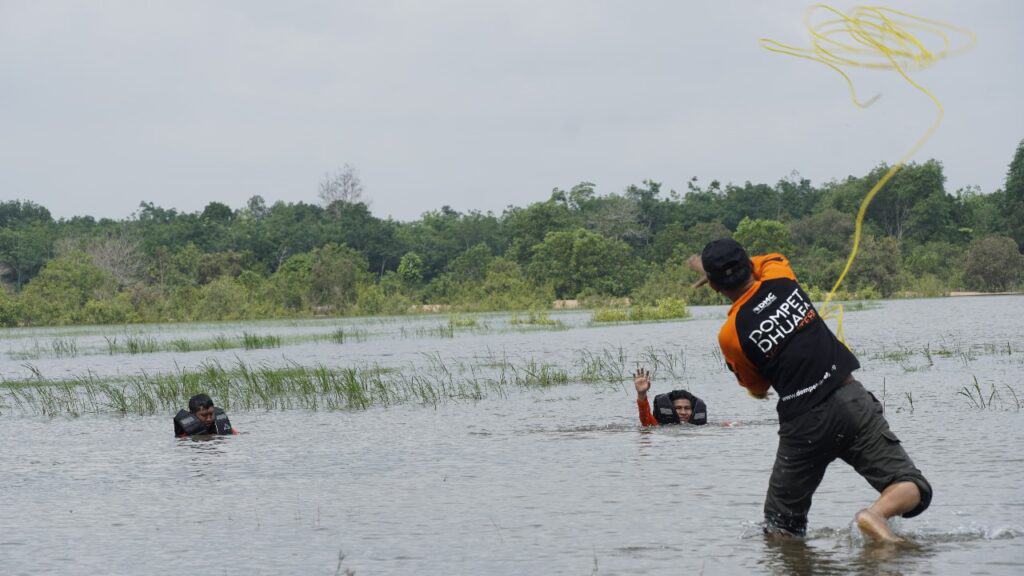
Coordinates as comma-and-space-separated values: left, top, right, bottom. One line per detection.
759, 5, 974, 343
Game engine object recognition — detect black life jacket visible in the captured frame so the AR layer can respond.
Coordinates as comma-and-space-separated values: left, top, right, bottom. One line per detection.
173, 407, 233, 436
652, 391, 708, 426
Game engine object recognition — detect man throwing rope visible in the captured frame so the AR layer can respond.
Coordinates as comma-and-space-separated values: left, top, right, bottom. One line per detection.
689, 238, 931, 542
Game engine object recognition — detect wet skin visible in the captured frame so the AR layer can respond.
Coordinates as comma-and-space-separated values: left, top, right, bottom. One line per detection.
672, 398, 693, 423
194, 406, 215, 427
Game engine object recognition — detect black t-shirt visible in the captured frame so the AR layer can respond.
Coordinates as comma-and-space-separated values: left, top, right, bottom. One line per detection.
718, 255, 860, 422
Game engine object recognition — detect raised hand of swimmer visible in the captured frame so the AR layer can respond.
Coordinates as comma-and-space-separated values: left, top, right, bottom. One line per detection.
634, 367, 651, 397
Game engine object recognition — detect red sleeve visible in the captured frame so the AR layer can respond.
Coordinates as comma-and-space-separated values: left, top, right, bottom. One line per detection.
637, 397, 659, 427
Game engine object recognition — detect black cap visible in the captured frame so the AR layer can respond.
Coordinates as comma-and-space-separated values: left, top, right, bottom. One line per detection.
701, 238, 751, 289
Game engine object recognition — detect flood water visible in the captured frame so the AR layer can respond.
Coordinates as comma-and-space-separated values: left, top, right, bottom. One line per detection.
1, 296, 1023, 575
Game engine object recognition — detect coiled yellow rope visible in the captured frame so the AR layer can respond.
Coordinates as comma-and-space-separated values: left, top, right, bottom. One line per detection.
759, 5, 974, 343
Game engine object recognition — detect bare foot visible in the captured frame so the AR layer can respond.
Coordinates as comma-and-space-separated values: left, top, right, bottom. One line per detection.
856, 509, 903, 543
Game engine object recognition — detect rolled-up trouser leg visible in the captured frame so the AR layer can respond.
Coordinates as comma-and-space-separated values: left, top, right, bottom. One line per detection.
838, 379, 932, 517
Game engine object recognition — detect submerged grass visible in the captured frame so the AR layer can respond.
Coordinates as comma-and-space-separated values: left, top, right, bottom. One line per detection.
867, 339, 1019, 371
0, 346, 687, 417
11, 324, 376, 360
509, 311, 563, 327
242, 332, 282, 350
957, 376, 1021, 411
10, 338, 80, 360
448, 314, 478, 329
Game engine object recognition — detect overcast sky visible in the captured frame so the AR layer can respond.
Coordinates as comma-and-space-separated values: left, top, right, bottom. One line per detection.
2, 1, 1021, 222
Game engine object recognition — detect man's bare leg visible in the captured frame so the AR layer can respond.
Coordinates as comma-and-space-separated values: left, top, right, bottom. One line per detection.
856, 481, 921, 543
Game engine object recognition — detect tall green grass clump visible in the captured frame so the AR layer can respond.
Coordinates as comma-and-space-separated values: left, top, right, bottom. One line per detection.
510, 310, 563, 327
171, 338, 194, 352
592, 308, 630, 322
50, 338, 79, 358
576, 347, 628, 383
125, 335, 158, 354
242, 332, 282, 349
958, 376, 1021, 411
448, 314, 478, 329
212, 335, 233, 350
630, 298, 689, 321
323, 327, 368, 344
592, 298, 689, 323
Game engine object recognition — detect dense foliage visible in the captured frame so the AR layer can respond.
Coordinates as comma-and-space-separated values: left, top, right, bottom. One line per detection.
1, 141, 1022, 326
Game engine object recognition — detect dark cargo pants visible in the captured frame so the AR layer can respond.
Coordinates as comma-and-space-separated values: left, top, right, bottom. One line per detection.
763, 378, 932, 536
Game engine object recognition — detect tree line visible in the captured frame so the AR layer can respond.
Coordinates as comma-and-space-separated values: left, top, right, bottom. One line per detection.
1, 141, 1022, 327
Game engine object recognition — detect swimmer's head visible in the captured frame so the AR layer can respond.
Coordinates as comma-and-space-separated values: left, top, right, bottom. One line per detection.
188, 393, 215, 426
668, 390, 694, 423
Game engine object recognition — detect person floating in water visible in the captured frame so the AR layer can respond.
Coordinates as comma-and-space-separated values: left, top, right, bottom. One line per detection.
173, 393, 237, 437
634, 367, 707, 426
689, 238, 931, 543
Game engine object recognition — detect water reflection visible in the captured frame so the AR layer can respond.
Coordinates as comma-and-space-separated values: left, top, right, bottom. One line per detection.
759, 532, 933, 576
176, 435, 231, 478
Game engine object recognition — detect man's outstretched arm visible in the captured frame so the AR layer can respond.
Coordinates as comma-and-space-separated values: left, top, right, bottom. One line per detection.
634, 368, 659, 426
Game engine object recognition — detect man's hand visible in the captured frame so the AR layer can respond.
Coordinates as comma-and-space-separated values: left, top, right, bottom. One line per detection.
687, 254, 709, 288
634, 368, 651, 397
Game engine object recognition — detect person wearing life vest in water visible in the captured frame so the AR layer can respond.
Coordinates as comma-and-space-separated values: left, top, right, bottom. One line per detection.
173, 393, 237, 437
634, 367, 707, 426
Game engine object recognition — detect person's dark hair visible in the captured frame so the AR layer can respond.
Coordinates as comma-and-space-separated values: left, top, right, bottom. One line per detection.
701, 238, 752, 291
188, 393, 214, 413
657, 389, 708, 426
668, 389, 691, 403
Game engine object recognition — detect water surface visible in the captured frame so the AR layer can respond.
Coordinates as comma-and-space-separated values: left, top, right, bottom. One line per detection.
1, 297, 1022, 574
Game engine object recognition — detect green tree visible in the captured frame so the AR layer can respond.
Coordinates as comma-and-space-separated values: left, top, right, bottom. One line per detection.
789, 209, 853, 255
0, 285, 22, 326
448, 243, 493, 283
650, 221, 731, 264
195, 250, 259, 284
1003, 139, 1024, 249
397, 252, 425, 286
308, 244, 370, 311
774, 173, 824, 221
907, 191, 959, 244
963, 236, 1023, 291
904, 242, 964, 285
201, 201, 235, 224
734, 217, 792, 256
846, 235, 902, 297
193, 276, 252, 320
502, 196, 579, 265
0, 200, 52, 227
677, 178, 724, 228
269, 253, 314, 311
18, 251, 116, 324
528, 229, 642, 298
0, 222, 55, 288
956, 187, 1006, 239
477, 258, 549, 310
721, 182, 780, 229
321, 201, 404, 275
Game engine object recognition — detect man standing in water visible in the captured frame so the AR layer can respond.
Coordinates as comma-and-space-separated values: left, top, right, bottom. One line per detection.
689, 239, 931, 542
